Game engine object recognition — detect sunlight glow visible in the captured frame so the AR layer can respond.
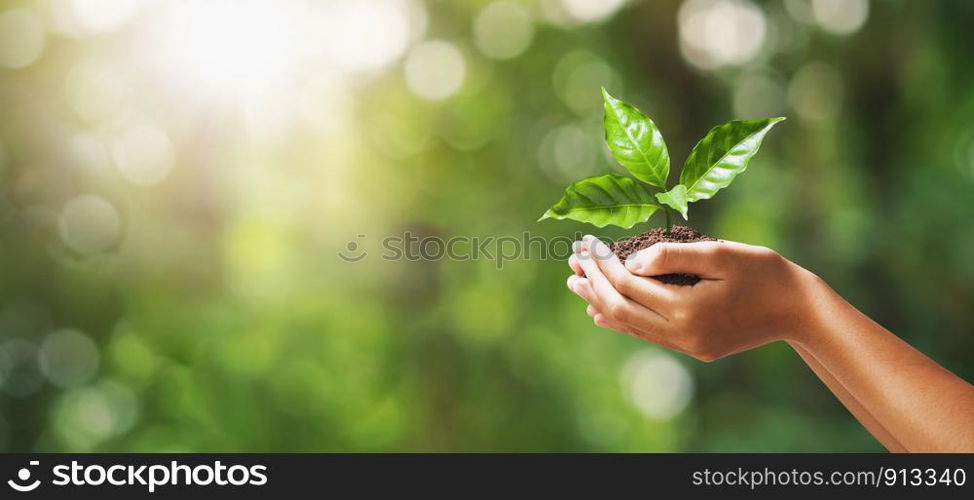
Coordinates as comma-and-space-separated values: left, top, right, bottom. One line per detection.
313, 0, 424, 73
50, 0, 143, 37
151, 0, 300, 94
144, 0, 425, 105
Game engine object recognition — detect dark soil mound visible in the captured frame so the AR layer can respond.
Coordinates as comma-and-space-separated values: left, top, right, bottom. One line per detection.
609, 225, 716, 286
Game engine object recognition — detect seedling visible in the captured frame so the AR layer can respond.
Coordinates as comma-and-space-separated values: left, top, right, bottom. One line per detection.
539, 88, 784, 231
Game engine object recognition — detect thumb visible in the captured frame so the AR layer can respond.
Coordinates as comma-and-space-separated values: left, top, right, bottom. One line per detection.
624, 241, 726, 277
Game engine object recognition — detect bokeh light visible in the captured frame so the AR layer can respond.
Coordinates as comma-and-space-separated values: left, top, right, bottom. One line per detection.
136, 0, 427, 108
537, 123, 599, 183
404, 41, 466, 101
66, 133, 113, 179
53, 379, 137, 451
0, 340, 44, 398
0, 9, 46, 69
553, 51, 619, 117
474, 2, 535, 61
300, 76, 352, 137
48, 0, 143, 37
560, 0, 628, 23
64, 59, 129, 124
312, 0, 426, 74
621, 349, 694, 420
788, 61, 844, 123
678, 0, 767, 70
58, 195, 121, 254
810, 0, 869, 36
111, 123, 174, 186
39, 329, 100, 389
733, 71, 788, 118
148, 0, 302, 95
0, 0, 970, 454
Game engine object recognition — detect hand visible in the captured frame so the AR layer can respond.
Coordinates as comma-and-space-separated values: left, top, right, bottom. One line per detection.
568, 235, 974, 452
567, 235, 825, 361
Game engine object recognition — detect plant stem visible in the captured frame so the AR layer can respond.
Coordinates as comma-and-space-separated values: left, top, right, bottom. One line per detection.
664, 207, 672, 233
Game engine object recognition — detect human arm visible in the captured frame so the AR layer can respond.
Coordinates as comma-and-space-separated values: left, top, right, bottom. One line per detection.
567, 235, 974, 452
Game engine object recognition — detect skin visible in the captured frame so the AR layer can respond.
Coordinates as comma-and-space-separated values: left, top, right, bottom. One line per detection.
566, 235, 974, 452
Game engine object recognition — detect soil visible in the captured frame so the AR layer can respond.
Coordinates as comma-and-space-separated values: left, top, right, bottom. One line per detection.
608, 225, 717, 286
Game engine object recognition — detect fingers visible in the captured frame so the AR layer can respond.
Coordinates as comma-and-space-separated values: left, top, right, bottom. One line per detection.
592, 313, 613, 330
575, 247, 670, 332
583, 295, 645, 335
567, 274, 591, 298
574, 278, 623, 332
573, 249, 618, 312
573, 279, 616, 330
568, 253, 584, 277
585, 236, 676, 315
586, 303, 598, 318
583, 299, 683, 350
624, 241, 728, 278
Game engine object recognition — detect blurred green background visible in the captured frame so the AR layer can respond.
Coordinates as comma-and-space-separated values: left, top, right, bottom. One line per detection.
1, 0, 972, 452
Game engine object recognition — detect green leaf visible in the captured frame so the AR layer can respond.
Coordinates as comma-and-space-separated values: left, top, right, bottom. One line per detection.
680, 117, 786, 202
655, 184, 689, 220
538, 174, 661, 229
601, 87, 670, 188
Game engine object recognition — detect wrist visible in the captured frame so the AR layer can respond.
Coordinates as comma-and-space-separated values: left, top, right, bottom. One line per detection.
782, 265, 848, 349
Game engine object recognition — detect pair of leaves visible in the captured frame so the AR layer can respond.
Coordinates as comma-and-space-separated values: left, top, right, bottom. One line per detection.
540, 88, 784, 228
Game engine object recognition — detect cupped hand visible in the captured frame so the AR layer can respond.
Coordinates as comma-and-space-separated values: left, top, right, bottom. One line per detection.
566, 235, 824, 361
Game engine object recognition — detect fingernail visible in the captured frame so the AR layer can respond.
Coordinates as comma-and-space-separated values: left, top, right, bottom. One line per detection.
580, 250, 589, 259
567, 275, 576, 289
572, 241, 583, 253
583, 234, 594, 242
625, 255, 639, 271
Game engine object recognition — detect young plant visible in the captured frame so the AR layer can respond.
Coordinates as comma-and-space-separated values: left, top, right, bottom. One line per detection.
539, 88, 785, 230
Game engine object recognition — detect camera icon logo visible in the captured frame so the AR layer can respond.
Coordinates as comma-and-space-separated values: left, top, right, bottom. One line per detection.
338, 234, 368, 262
8, 461, 40, 492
